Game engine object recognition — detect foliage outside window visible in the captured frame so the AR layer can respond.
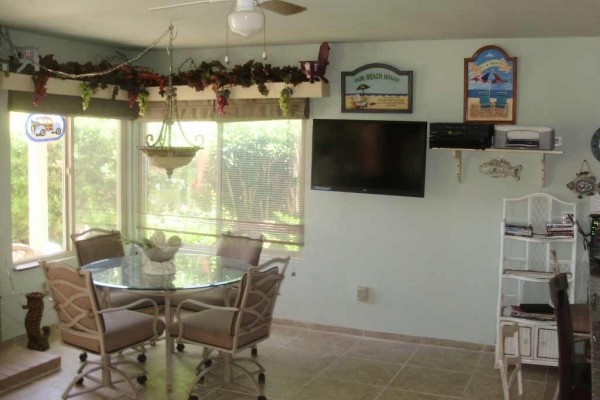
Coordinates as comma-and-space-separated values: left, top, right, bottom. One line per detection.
10, 112, 121, 263
139, 120, 304, 254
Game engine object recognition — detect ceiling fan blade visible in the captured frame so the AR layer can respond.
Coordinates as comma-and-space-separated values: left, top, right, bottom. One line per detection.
149, 0, 228, 12
259, 0, 306, 15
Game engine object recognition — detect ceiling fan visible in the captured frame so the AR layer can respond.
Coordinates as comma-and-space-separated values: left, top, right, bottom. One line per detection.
150, 0, 307, 37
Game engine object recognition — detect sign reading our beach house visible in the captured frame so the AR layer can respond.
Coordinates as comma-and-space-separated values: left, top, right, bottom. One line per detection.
341, 63, 413, 113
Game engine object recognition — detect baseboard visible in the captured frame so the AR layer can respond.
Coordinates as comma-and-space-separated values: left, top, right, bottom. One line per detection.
272, 318, 495, 352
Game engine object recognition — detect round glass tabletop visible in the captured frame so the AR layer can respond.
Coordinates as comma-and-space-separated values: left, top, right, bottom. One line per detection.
82, 252, 249, 291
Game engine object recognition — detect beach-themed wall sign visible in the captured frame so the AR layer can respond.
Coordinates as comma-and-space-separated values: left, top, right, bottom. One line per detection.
341, 63, 413, 113
464, 45, 517, 124
25, 113, 66, 142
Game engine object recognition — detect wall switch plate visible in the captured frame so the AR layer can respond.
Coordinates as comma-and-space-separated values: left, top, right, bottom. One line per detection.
555, 136, 563, 147
357, 286, 369, 302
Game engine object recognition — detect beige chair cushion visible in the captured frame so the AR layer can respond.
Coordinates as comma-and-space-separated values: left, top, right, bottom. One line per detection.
63, 310, 165, 354
170, 309, 268, 350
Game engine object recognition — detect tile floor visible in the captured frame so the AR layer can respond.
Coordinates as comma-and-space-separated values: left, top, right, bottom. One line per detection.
0, 325, 559, 400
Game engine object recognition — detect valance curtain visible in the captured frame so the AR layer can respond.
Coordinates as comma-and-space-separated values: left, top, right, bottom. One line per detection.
7, 91, 138, 119
139, 98, 310, 122
8, 91, 310, 121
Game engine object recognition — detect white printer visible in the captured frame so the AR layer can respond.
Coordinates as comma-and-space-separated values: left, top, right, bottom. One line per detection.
494, 125, 555, 150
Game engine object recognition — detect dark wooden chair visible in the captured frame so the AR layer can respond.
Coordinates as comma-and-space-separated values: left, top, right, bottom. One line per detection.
299, 42, 330, 83
549, 273, 591, 400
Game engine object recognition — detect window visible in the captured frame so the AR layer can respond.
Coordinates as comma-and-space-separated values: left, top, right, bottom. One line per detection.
139, 119, 304, 253
10, 112, 122, 263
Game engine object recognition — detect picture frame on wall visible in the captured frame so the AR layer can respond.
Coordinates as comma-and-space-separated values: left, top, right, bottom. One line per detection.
341, 63, 413, 113
464, 45, 517, 124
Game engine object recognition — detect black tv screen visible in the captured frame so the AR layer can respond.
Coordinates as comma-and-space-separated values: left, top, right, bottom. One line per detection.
311, 119, 427, 197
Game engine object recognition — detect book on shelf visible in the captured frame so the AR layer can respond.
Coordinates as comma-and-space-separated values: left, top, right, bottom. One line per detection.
503, 305, 555, 321
505, 223, 533, 237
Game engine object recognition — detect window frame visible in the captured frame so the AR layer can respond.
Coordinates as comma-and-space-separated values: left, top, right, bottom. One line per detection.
9, 113, 128, 269
135, 119, 306, 258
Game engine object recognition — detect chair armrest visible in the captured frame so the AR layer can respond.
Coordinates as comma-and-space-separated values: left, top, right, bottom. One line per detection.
98, 297, 160, 316
99, 298, 162, 339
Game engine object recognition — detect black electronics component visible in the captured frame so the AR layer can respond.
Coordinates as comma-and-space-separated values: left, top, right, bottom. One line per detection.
429, 122, 494, 150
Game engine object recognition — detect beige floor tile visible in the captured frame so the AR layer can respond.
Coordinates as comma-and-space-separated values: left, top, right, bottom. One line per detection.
408, 346, 481, 372
388, 365, 470, 397
285, 331, 360, 356
252, 345, 338, 375
346, 339, 419, 364
321, 356, 402, 386
2, 327, 559, 400
290, 377, 383, 400
377, 388, 457, 400
542, 382, 557, 400
463, 373, 545, 400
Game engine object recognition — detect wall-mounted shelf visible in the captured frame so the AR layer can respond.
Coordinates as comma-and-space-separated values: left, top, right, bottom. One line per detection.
430, 147, 563, 187
0, 73, 330, 101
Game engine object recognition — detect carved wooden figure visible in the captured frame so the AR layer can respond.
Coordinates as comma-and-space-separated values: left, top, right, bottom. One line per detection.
23, 291, 50, 351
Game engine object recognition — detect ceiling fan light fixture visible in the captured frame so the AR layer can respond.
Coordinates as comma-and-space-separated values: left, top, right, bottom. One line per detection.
228, 1, 264, 37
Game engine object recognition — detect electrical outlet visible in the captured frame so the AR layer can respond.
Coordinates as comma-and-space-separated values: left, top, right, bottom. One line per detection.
356, 286, 369, 302
555, 136, 563, 147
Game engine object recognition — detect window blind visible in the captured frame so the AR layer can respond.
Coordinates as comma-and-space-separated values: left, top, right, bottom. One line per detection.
139, 119, 305, 252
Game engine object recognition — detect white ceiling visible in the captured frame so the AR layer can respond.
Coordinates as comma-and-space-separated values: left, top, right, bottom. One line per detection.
0, 0, 599, 50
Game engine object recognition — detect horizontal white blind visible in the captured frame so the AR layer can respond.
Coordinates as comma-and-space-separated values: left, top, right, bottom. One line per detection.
139, 120, 304, 252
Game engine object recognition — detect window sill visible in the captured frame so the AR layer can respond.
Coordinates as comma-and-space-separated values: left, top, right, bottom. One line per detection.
12, 252, 76, 272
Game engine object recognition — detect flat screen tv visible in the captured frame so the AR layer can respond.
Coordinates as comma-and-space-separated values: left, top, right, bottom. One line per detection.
311, 119, 427, 197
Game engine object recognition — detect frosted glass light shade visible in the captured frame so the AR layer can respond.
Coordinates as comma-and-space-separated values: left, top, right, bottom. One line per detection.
228, 8, 264, 37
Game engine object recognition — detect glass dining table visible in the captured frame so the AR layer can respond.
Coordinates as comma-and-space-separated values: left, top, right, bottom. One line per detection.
82, 251, 250, 393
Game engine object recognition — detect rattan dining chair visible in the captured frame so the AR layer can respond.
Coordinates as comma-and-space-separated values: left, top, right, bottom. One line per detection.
42, 261, 165, 399
172, 257, 289, 400
173, 232, 264, 354
71, 228, 160, 363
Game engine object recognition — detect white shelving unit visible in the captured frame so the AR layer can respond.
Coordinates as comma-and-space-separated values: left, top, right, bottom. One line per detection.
495, 193, 577, 367
430, 148, 563, 187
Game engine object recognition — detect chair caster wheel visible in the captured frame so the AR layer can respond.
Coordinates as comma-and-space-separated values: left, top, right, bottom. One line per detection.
76, 377, 84, 385
137, 353, 147, 363
137, 375, 147, 384
204, 359, 212, 367
251, 347, 258, 357
176, 343, 185, 352
79, 352, 87, 362
258, 373, 265, 384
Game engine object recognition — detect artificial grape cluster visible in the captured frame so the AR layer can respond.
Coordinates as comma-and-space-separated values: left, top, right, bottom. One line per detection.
32, 74, 49, 106
79, 82, 98, 111
136, 92, 149, 117
279, 87, 293, 116
216, 94, 229, 116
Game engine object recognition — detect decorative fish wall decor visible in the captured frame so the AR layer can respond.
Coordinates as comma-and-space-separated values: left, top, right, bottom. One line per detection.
479, 158, 522, 180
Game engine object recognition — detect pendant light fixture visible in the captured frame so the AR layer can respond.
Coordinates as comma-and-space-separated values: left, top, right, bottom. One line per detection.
140, 25, 203, 178
227, 0, 265, 37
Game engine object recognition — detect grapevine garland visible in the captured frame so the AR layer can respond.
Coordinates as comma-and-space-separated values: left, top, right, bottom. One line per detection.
7, 54, 310, 116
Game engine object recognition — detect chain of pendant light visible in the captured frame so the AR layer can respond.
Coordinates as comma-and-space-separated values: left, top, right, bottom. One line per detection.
0, 24, 173, 79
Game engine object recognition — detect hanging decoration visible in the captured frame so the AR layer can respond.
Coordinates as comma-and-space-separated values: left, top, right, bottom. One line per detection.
566, 160, 596, 198
479, 157, 522, 180
1, 25, 314, 116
